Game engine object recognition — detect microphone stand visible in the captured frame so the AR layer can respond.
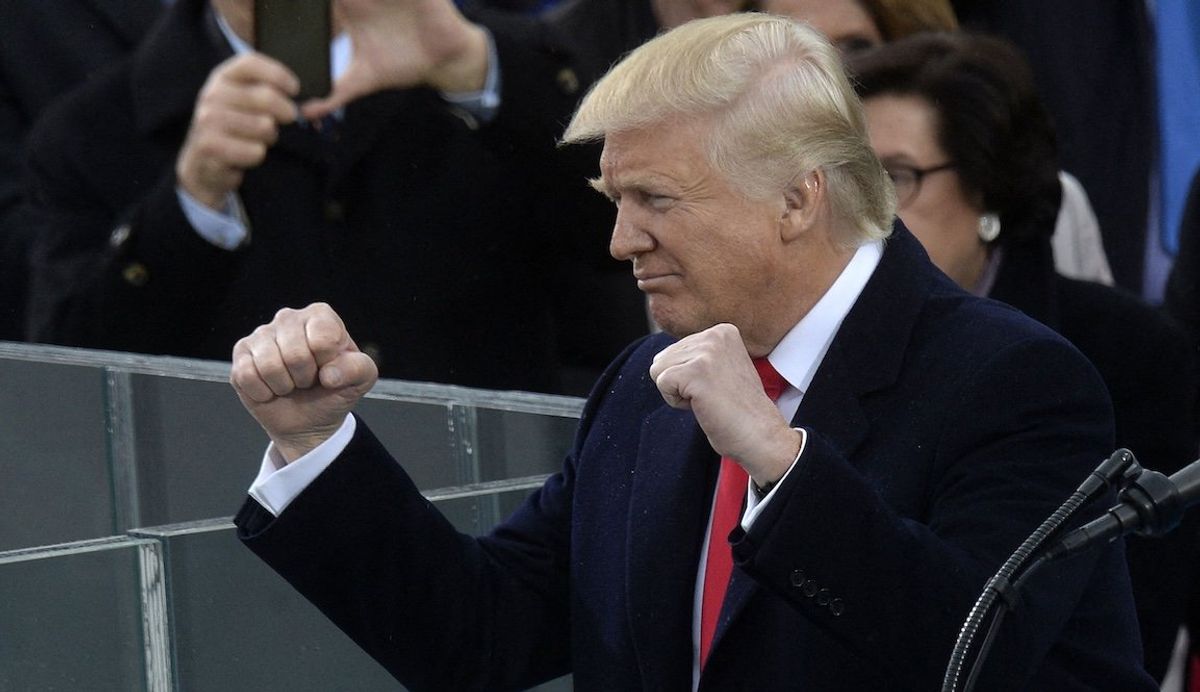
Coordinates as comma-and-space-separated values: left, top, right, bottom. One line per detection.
946, 448, 1200, 691
939, 449, 1139, 692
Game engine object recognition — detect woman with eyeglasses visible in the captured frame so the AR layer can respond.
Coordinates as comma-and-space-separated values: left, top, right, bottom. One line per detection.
850, 31, 1198, 684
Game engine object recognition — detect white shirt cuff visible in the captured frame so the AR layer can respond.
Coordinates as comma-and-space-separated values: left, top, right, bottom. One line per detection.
248, 414, 357, 516
741, 428, 807, 531
440, 29, 501, 124
176, 187, 250, 250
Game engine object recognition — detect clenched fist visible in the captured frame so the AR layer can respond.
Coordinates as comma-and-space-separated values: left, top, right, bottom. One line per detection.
231, 303, 378, 462
649, 323, 802, 486
176, 53, 299, 210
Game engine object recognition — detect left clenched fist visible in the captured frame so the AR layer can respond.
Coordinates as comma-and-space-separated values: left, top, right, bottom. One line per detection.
649, 323, 803, 486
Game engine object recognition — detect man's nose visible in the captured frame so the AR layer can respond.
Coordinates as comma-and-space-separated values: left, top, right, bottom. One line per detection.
609, 206, 654, 261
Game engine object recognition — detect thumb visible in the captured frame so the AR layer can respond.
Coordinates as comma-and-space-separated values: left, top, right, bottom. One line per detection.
318, 350, 378, 393
299, 61, 373, 120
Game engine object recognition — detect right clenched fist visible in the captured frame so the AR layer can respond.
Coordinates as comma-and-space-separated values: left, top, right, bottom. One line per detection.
176, 53, 300, 210
231, 303, 378, 462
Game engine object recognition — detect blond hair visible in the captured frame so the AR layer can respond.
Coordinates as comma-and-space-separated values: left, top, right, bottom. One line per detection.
562, 14, 895, 245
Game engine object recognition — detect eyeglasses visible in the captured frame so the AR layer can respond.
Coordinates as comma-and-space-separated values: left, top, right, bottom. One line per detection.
885, 162, 956, 208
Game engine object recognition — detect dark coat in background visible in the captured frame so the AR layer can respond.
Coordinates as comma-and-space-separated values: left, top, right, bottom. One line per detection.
472, 0, 662, 392
1166, 170, 1200, 353
0, 0, 163, 340
238, 227, 1155, 691
953, 0, 1156, 292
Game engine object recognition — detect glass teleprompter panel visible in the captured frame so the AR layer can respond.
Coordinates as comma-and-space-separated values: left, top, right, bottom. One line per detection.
0, 536, 170, 691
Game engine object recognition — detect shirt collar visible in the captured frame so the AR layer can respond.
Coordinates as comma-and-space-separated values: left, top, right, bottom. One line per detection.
767, 239, 884, 395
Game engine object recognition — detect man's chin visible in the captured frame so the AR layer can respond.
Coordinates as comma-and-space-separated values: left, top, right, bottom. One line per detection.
647, 301, 712, 339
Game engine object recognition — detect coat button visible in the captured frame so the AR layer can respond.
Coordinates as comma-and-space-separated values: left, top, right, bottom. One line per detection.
816, 589, 831, 606
121, 262, 149, 287
556, 67, 579, 95
802, 580, 819, 597
323, 200, 345, 223
789, 569, 805, 587
829, 598, 845, 617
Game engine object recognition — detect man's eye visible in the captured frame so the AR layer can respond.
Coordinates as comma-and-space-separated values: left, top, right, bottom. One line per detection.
646, 194, 673, 210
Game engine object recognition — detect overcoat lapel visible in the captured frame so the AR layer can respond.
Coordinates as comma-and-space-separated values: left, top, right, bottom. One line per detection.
708, 224, 934, 665
131, 0, 226, 140
626, 404, 717, 690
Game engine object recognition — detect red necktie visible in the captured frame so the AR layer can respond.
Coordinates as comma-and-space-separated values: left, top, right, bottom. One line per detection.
699, 357, 787, 668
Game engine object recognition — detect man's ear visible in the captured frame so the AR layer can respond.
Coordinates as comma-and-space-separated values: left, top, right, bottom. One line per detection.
781, 169, 825, 243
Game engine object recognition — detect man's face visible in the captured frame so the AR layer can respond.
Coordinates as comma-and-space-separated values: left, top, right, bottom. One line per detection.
597, 118, 791, 340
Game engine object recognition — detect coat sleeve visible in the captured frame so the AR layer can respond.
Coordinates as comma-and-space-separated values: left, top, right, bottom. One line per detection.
235, 337, 652, 691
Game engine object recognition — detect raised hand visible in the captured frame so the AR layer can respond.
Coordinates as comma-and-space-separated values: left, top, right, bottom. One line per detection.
230, 303, 378, 462
300, 0, 489, 121
649, 323, 802, 486
176, 53, 299, 210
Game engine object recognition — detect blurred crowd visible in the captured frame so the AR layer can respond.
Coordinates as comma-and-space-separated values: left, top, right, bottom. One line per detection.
1, 0, 1198, 686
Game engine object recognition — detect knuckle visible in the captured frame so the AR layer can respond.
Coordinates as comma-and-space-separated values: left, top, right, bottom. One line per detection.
308, 326, 341, 352
279, 340, 310, 362
258, 114, 278, 137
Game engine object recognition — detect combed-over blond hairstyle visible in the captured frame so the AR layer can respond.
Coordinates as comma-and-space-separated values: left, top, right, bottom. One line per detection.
562, 14, 895, 246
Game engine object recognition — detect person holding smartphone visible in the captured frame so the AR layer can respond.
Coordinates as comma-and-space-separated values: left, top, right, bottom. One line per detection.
22, 0, 620, 393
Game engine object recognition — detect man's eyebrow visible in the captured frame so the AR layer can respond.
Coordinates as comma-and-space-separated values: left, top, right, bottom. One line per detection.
589, 174, 674, 198
588, 177, 610, 197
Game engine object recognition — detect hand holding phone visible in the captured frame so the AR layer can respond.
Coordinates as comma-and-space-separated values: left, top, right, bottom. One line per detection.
176, 53, 299, 209
297, 0, 490, 120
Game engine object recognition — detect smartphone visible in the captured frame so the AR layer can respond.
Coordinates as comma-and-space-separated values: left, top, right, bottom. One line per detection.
253, 0, 332, 100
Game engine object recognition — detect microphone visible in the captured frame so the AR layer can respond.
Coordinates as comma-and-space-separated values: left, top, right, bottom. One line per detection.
1044, 458, 1200, 561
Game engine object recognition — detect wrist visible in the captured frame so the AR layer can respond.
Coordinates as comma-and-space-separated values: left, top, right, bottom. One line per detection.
427, 24, 489, 93
272, 427, 341, 464
176, 165, 227, 211
749, 427, 805, 491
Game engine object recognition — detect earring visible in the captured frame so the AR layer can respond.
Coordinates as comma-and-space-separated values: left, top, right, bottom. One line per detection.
978, 213, 1001, 243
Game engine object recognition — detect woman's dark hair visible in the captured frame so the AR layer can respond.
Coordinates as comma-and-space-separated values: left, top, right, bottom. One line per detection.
848, 32, 1061, 245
